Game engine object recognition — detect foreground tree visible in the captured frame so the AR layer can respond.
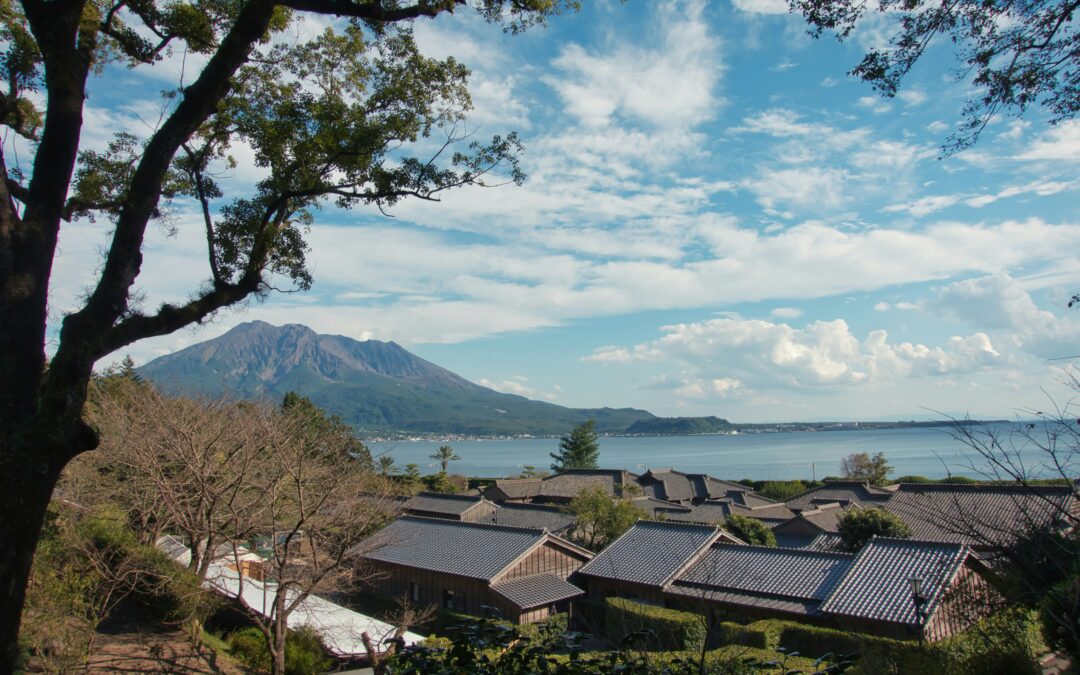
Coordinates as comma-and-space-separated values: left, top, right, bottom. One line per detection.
0, 1, 579, 665
550, 420, 600, 471
795, 0, 1080, 152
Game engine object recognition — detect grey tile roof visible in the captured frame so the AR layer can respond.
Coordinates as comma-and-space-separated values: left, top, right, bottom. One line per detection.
538, 469, 638, 500
820, 537, 969, 627
728, 491, 781, 508
405, 492, 488, 517
577, 520, 719, 588
883, 483, 1076, 548
359, 516, 546, 581
488, 478, 542, 500
638, 470, 755, 503
664, 585, 821, 615
806, 533, 846, 552
673, 543, 854, 603
774, 534, 819, 549
485, 503, 575, 533
631, 497, 691, 518
662, 501, 731, 525
490, 573, 585, 609
785, 481, 894, 512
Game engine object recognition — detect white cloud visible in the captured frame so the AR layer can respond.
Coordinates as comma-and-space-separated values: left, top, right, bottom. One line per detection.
545, 1, 721, 130
932, 273, 1080, 358
1017, 120, 1080, 161
585, 317, 1001, 388
731, 0, 789, 14
873, 301, 890, 311
476, 377, 558, 401
744, 167, 848, 212
856, 96, 892, 114
771, 307, 803, 319
898, 89, 928, 106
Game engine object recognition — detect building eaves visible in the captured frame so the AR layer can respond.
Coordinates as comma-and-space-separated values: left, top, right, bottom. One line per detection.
490, 574, 585, 609
577, 520, 720, 588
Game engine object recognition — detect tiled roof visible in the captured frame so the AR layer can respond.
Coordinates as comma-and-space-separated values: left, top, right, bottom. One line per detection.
359, 516, 547, 581
883, 483, 1076, 548
664, 585, 821, 615
486, 503, 575, 533
820, 537, 969, 627
490, 573, 585, 609
631, 496, 691, 518
806, 533, 846, 552
488, 478, 542, 500
577, 520, 719, 588
730, 501, 796, 524
799, 503, 848, 533
662, 501, 730, 525
640, 469, 696, 502
728, 491, 781, 508
538, 469, 638, 499
405, 492, 489, 517
673, 543, 853, 603
638, 470, 755, 503
785, 481, 894, 512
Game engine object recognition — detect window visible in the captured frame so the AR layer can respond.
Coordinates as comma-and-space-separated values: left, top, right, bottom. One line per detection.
410, 582, 420, 603
443, 589, 455, 610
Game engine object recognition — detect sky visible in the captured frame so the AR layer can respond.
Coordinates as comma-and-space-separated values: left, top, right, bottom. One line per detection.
37, 0, 1080, 422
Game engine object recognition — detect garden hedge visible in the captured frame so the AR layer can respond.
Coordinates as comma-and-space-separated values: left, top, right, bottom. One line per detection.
604, 597, 707, 652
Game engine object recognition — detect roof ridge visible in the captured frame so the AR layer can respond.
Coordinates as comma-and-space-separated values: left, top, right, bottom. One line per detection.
413, 491, 483, 502
712, 541, 855, 558
397, 514, 546, 535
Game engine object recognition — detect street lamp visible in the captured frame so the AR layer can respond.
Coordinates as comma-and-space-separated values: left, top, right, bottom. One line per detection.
908, 576, 927, 644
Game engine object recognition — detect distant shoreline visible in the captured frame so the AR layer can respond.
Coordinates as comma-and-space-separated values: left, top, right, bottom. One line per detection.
363, 418, 1012, 443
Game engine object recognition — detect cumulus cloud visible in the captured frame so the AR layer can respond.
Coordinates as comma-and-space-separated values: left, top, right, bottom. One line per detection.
584, 317, 1000, 389
476, 377, 558, 401
1017, 120, 1080, 161
545, 1, 720, 130
730, 0, 789, 14
771, 307, 803, 319
931, 274, 1080, 358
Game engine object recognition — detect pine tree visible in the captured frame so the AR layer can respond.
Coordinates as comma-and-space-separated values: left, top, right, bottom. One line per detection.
550, 420, 600, 472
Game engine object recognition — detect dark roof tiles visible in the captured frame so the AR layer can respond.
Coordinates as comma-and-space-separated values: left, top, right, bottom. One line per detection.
360, 516, 547, 581
491, 573, 585, 609
820, 537, 969, 626
485, 503, 575, 533
578, 520, 719, 587
405, 492, 489, 517
674, 543, 853, 603
785, 482, 894, 512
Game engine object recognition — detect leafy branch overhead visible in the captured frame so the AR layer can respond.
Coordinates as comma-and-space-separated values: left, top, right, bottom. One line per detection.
0, 1, 581, 669
794, 0, 1080, 152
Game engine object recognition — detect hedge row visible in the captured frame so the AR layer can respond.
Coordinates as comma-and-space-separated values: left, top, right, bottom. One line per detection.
604, 597, 707, 653
713, 610, 1042, 674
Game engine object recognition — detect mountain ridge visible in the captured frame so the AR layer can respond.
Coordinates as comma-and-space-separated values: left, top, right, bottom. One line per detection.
138, 321, 655, 436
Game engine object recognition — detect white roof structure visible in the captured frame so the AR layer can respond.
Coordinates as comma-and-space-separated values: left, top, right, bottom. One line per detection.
156, 536, 422, 657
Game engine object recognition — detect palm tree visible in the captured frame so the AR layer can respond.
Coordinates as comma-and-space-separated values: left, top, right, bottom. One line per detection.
378, 455, 398, 476
430, 445, 460, 473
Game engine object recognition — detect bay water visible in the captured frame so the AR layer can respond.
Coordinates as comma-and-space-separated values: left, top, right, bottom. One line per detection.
370, 423, 1060, 481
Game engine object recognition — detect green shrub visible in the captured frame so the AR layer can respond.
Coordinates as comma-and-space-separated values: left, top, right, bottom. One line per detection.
716, 621, 778, 650
723, 514, 776, 547
604, 597, 706, 652
1041, 574, 1080, 658
758, 481, 809, 502
837, 507, 911, 552
227, 625, 334, 675
777, 621, 862, 657
940, 607, 1041, 675
574, 599, 607, 634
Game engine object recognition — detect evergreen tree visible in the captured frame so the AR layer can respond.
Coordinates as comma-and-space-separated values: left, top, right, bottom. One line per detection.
550, 420, 600, 472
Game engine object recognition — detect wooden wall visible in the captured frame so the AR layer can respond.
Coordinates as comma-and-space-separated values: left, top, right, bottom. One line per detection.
495, 541, 588, 583
364, 561, 491, 617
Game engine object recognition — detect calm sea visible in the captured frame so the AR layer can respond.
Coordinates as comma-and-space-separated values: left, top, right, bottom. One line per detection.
370, 423, 1058, 481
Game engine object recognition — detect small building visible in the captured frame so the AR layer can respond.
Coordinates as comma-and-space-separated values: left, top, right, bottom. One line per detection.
881, 482, 1077, 554
356, 516, 593, 624
484, 478, 542, 503
574, 522, 998, 642
485, 502, 576, 535
575, 520, 742, 606
637, 469, 756, 505
784, 481, 895, 512
404, 491, 498, 522
772, 503, 851, 549
660, 499, 795, 528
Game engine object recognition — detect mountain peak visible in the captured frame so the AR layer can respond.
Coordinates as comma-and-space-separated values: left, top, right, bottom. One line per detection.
139, 322, 653, 435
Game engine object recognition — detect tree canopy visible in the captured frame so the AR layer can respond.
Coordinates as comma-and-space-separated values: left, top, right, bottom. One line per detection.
0, 1, 582, 667
837, 507, 911, 552
723, 514, 776, 547
839, 451, 893, 486
550, 419, 600, 471
794, 0, 1080, 152
567, 485, 639, 551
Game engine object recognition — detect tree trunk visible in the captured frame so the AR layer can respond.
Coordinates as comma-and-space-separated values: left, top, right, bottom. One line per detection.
0, 442, 66, 670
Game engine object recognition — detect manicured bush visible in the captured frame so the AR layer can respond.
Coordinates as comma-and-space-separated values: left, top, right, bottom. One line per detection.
574, 599, 607, 634
604, 597, 707, 652
716, 621, 778, 650
227, 625, 334, 675
837, 507, 911, 552
776, 621, 862, 657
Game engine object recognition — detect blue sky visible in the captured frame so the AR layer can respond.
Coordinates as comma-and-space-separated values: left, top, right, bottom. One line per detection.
41, 0, 1080, 422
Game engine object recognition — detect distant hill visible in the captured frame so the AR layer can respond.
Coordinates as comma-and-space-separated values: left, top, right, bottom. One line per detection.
138, 321, 654, 436
626, 416, 733, 435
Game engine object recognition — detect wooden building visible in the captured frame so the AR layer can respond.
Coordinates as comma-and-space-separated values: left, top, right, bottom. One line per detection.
356, 515, 593, 624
